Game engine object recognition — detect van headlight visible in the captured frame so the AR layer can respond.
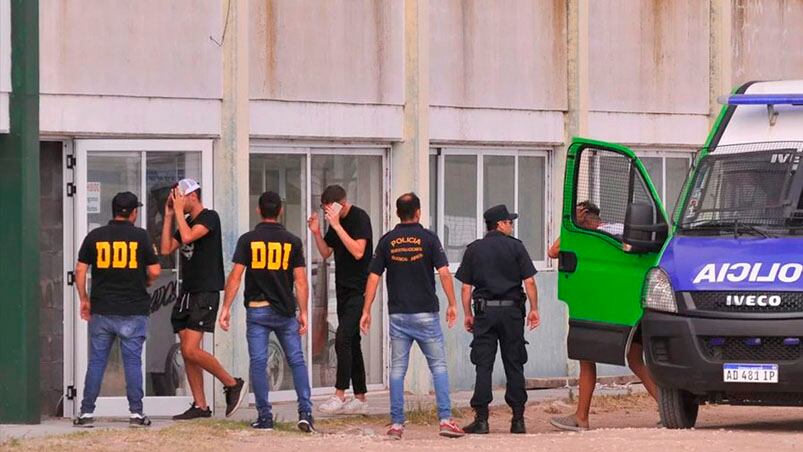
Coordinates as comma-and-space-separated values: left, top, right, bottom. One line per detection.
642, 268, 677, 313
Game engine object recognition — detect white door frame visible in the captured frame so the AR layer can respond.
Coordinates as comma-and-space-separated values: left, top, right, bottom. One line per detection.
70, 139, 214, 417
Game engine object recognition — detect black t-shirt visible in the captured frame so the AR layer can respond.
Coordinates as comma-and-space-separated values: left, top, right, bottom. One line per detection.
78, 220, 159, 316
324, 205, 373, 298
173, 209, 224, 293
455, 230, 537, 301
369, 223, 448, 315
232, 222, 306, 317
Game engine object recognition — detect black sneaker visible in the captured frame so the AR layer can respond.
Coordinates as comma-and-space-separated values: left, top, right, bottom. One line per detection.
173, 403, 212, 420
463, 418, 489, 434
251, 416, 274, 430
297, 412, 315, 433
510, 417, 526, 434
224, 378, 248, 417
73, 413, 94, 428
129, 413, 152, 428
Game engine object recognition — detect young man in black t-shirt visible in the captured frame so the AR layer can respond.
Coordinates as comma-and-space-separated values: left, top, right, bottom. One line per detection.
159, 178, 247, 419
360, 193, 464, 440
307, 185, 372, 414
73, 192, 161, 428
219, 191, 314, 432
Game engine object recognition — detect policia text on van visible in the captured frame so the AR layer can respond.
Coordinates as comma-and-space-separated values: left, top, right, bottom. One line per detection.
555, 80, 803, 429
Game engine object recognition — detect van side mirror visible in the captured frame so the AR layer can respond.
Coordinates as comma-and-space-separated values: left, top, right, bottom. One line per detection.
623, 202, 667, 253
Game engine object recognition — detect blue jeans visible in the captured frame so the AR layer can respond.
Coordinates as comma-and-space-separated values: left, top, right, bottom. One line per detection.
246, 307, 312, 419
81, 314, 148, 414
389, 312, 452, 424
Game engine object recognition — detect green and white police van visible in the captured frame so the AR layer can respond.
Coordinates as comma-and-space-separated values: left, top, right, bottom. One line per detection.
557, 79, 803, 428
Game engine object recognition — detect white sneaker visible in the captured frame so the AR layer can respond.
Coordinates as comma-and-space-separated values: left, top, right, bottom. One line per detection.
318, 395, 347, 414
341, 397, 369, 415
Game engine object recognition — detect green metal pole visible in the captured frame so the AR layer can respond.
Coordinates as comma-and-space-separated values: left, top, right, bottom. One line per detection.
0, 0, 40, 424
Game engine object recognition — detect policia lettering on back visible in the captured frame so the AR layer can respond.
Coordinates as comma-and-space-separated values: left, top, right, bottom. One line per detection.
455, 204, 540, 435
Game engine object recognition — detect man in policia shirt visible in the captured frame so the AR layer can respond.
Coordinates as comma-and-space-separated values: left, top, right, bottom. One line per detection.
308, 184, 373, 414
360, 193, 465, 440
160, 178, 247, 419
73, 192, 161, 428
219, 191, 315, 432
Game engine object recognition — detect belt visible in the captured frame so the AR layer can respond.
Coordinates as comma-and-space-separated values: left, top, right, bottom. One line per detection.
484, 299, 519, 307
248, 300, 271, 308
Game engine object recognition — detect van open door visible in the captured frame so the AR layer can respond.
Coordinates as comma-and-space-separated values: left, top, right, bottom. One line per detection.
558, 138, 670, 365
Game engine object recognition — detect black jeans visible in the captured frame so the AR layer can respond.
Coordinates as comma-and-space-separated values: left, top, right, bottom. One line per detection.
334, 293, 367, 394
469, 305, 528, 418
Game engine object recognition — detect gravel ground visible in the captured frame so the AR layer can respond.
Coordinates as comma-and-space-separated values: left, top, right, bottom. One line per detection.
4, 393, 803, 451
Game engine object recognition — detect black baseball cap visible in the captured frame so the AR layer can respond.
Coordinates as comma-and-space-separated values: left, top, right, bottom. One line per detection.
112, 192, 143, 215
484, 204, 518, 225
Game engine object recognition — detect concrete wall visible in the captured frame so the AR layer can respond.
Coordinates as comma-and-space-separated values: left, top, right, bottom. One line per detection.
39, 142, 63, 417
732, 0, 803, 86
38, 0, 222, 136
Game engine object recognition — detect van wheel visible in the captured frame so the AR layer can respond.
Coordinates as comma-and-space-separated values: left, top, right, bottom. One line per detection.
659, 386, 698, 429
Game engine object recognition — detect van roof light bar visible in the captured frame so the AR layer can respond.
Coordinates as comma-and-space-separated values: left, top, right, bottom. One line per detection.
717, 94, 803, 127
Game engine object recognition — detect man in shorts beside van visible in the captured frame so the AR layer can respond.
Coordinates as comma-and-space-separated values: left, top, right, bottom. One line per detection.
548, 200, 659, 431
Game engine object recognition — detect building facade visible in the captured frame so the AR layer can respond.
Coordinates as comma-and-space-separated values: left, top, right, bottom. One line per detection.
1, 0, 801, 419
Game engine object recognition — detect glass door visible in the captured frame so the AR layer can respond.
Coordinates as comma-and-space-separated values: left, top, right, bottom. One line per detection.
249, 145, 388, 399
72, 140, 213, 417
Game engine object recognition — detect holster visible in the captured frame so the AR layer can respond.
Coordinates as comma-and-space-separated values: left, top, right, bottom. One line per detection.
472, 297, 487, 315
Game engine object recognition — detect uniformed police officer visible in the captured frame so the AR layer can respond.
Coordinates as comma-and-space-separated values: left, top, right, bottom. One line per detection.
456, 204, 540, 434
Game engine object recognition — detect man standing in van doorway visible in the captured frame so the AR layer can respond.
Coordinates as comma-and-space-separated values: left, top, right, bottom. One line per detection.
307, 185, 373, 414
160, 178, 248, 420
73, 192, 161, 428
548, 200, 659, 431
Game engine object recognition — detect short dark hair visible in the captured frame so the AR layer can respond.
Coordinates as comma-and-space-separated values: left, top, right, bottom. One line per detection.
396, 192, 420, 221
321, 185, 347, 205
259, 191, 282, 219
577, 200, 600, 216
486, 221, 497, 231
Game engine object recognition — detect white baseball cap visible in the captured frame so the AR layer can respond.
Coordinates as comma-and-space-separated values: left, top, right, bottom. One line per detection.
177, 178, 201, 196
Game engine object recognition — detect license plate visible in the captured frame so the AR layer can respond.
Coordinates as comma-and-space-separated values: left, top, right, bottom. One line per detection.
723, 363, 778, 383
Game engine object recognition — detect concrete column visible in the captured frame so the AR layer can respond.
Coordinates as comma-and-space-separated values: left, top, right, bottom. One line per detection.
393, 0, 431, 396
214, 0, 249, 411
562, 0, 590, 379
709, 0, 733, 124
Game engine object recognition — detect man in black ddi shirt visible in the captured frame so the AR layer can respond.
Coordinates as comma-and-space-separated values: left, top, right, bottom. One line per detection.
160, 178, 246, 419
308, 185, 373, 414
73, 192, 161, 427
219, 191, 314, 432
360, 193, 465, 440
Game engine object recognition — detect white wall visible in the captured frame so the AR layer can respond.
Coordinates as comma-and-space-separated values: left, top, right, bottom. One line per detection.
38, 0, 222, 136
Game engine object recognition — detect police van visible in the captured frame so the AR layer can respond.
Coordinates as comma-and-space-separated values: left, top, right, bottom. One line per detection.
557, 79, 803, 428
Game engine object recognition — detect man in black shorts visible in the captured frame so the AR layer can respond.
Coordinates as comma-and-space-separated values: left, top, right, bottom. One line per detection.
307, 185, 373, 414
219, 191, 314, 432
73, 192, 161, 428
160, 178, 247, 419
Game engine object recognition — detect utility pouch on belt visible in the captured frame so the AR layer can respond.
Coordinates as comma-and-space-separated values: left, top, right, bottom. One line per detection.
473, 297, 487, 315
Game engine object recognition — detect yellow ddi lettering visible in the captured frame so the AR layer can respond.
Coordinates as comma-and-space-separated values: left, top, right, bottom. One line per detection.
251, 242, 267, 268
96, 242, 111, 268
96, 241, 138, 269
250, 241, 292, 270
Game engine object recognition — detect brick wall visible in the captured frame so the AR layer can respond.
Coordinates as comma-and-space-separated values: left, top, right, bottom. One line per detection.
39, 142, 63, 417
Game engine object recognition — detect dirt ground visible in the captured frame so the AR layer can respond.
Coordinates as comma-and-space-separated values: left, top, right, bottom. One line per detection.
4, 393, 803, 451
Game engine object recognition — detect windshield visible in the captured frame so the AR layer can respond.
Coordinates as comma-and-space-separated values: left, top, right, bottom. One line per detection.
678, 143, 803, 237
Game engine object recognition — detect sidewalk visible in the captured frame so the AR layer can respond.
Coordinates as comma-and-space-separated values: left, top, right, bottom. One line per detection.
0, 383, 646, 443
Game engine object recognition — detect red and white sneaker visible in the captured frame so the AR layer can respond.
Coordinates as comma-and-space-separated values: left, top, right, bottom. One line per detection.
386, 423, 404, 440
439, 419, 466, 438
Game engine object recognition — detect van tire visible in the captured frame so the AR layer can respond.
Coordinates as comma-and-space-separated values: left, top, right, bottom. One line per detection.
659, 386, 698, 429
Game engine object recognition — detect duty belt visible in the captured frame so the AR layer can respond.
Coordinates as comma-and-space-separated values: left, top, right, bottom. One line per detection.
484, 299, 519, 307
248, 300, 271, 308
